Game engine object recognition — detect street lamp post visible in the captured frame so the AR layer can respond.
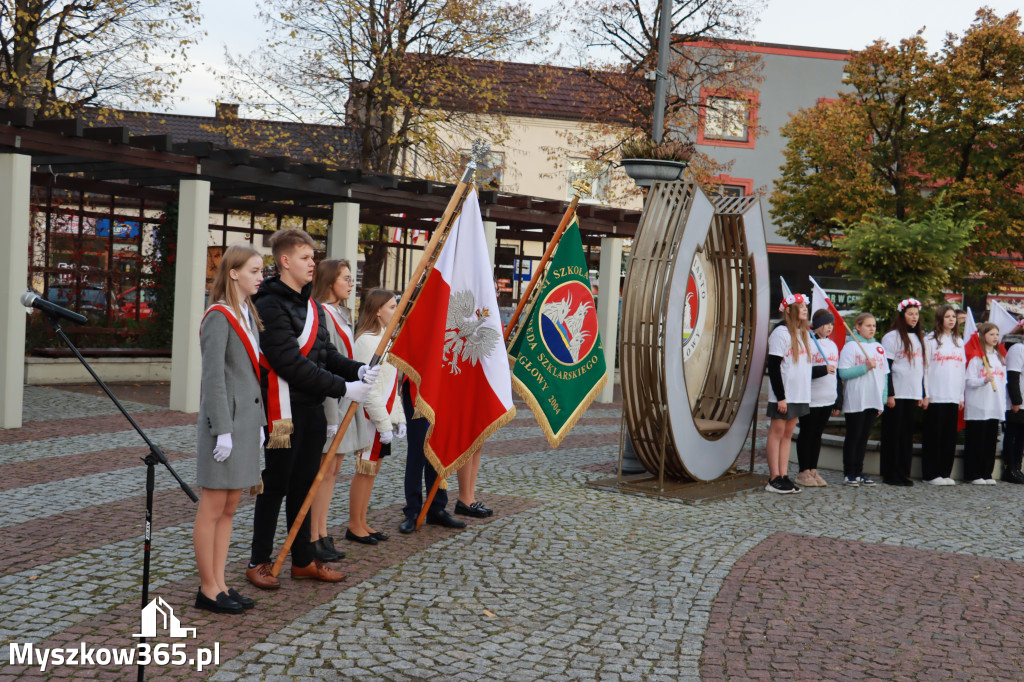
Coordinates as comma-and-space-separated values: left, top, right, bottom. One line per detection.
651, 0, 673, 144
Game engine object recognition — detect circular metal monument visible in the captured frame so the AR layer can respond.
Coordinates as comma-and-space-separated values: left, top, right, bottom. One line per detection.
620, 182, 769, 481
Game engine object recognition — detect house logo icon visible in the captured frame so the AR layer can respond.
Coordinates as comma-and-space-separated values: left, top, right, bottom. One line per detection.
132, 597, 196, 639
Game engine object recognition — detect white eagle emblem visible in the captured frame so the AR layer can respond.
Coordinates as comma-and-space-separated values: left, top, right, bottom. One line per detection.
541, 294, 592, 363
443, 290, 501, 374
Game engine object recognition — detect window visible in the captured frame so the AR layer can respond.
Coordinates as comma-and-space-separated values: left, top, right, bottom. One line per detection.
698, 89, 759, 149
566, 159, 611, 204
707, 175, 754, 198
460, 150, 504, 190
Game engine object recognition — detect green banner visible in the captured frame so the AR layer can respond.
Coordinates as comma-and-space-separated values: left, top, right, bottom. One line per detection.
509, 217, 608, 448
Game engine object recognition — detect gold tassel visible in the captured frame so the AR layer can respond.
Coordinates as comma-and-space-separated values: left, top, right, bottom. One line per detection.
438, 476, 448, 490
355, 458, 378, 476
249, 476, 264, 496
267, 417, 293, 449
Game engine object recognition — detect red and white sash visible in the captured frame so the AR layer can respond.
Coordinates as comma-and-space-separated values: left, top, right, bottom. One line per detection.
323, 304, 354, 358
260, 298, 319, 449
357, 370, 398, 474
202, 303, 261, 378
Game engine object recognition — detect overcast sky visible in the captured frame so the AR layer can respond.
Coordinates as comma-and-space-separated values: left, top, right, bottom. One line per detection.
171, 0, 1023, 116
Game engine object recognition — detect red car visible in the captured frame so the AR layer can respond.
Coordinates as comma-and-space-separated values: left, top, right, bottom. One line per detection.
118, 286, 156, 320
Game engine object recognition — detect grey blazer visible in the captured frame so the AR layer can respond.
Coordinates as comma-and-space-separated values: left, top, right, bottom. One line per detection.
196, 306, 266, 489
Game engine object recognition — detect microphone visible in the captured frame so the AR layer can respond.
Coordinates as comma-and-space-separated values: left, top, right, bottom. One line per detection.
21, 291, 89, 325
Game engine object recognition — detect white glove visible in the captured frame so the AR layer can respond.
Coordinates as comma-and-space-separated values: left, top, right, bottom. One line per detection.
379, 430, 394, 445
360, 364, 382, 385
213, 433, 233, 462
344, 380, 372, 403
395, 423, 407, 439
326, 424, 339, 440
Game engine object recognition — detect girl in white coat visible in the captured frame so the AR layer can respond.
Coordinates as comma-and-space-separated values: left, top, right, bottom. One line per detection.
964, 322, 1007, 484
348, 289, 406, 543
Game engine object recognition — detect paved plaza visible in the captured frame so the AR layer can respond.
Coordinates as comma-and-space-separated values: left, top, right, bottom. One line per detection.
2, 383, 1023, 681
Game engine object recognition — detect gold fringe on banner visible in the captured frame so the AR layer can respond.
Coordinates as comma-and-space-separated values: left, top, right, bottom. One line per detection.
510, 365, 608, 449
267, 418, 293, 449
388, 355, 516, 483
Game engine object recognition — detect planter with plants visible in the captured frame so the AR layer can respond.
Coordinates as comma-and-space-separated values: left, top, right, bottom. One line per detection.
619, 137, 693, 187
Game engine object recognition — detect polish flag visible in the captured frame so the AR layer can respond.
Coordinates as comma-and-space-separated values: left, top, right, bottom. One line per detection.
809, 276, 846, 351
388, 189, 515, 479
989, 299, 1020, 356
958, 309, 981, 430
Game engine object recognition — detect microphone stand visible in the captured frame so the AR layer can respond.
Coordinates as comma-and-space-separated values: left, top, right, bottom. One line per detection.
39, 311, 197, 682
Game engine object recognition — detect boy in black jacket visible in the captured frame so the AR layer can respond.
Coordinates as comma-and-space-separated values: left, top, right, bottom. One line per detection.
246, 229, 379, 589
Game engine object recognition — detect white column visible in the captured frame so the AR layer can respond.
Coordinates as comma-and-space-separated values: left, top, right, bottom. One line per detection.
483, 220, 497, 269
0, 154, 30, 428
328, 201, 360, 268
169, 179, 210, 413
597, 237, 623, 404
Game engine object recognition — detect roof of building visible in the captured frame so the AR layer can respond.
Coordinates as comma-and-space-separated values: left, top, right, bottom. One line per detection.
80, 105, 361, 167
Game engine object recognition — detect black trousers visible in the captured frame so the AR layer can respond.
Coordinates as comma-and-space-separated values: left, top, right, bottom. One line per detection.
796, 405, 832, 471
880, 398, 916, 481
921, 402, 959, 480
1002, 418, 1024, 473
250, 404, 327, 568
843, 410, 878, 479
963, 419, 999, 481
401, 383, 446, 521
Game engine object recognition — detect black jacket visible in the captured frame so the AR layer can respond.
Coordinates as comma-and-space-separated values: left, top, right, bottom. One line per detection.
254, 276, 363, 406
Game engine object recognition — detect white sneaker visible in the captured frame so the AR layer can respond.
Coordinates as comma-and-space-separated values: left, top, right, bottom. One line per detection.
971, 479, 988, 485
926, 477, 946, 486
985, 478, 997, 485
943, 478, 956, 485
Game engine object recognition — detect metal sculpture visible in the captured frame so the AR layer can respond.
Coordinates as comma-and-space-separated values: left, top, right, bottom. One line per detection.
620, 182, 769, 481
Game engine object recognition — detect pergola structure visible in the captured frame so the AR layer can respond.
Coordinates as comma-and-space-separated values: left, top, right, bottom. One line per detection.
0, 108, 641, 428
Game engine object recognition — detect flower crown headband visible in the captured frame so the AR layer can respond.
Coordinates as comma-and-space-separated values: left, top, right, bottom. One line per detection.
897, 298, 922, 313
779, 293, 808, 313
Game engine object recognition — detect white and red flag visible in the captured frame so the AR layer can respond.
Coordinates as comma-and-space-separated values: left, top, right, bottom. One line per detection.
963, 308, 982, 363
809, 276, 846, 352
988, 299, 1020, 356
388, 189, 515, 482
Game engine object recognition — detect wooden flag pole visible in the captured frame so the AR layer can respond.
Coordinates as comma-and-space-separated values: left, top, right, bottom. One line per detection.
270, 152, 483, 577
415, 474, 443, 531
503, 179, 591, 344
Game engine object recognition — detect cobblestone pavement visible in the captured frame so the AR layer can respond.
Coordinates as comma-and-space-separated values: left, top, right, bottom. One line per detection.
1, 384, 1023, 681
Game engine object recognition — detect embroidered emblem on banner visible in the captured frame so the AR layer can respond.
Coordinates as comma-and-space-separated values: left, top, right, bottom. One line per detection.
539, 281, 598, 365
443, 290, 501, 374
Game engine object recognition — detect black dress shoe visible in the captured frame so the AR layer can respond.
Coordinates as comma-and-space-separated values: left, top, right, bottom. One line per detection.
227, 588, 255, 610
426, 510, 467, 529
322, 535, 345, 559
882, 478, 903, 486
195, 589, 243, 615
454, 499, 490, 518
398, 518, 416, 534
345, 528, 378, 545
313, 538, 340, 562
370, 531, 389, 541
900, 478, 914, 487
1002, 469, 1024, 484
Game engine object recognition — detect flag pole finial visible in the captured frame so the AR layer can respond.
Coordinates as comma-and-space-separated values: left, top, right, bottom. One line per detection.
571, 178, 592, 198
461, 139, 491, 184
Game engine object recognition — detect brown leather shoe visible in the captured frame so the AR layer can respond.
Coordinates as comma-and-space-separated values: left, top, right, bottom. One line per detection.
245, 562, 281, 590
291, 559, 345, 582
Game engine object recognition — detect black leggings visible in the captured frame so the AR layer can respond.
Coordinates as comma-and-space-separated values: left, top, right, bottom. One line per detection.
796, 406, 832, 471
843, 410, 878, 479
1003, 419, 1024, 473
922, 402, 958, 480
880, 398, 916, 481
963, 419, 999, 481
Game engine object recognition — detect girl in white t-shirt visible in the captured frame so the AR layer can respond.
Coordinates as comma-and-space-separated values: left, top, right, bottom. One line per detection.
1002, 323, 1024, 484
795, 308, 841, 488
837, 313, 889, 486
879, 298, 925, 486
964, 322, 1007, 484
921, 305, 965, 485
765, 294, 813, 493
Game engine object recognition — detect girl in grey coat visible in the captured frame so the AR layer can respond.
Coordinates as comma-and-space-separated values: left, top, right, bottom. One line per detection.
194, 245, 268, 615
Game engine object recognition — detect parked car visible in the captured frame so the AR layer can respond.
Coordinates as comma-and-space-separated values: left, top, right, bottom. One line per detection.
118, 286, 156, 320
45, 286, 118, 318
